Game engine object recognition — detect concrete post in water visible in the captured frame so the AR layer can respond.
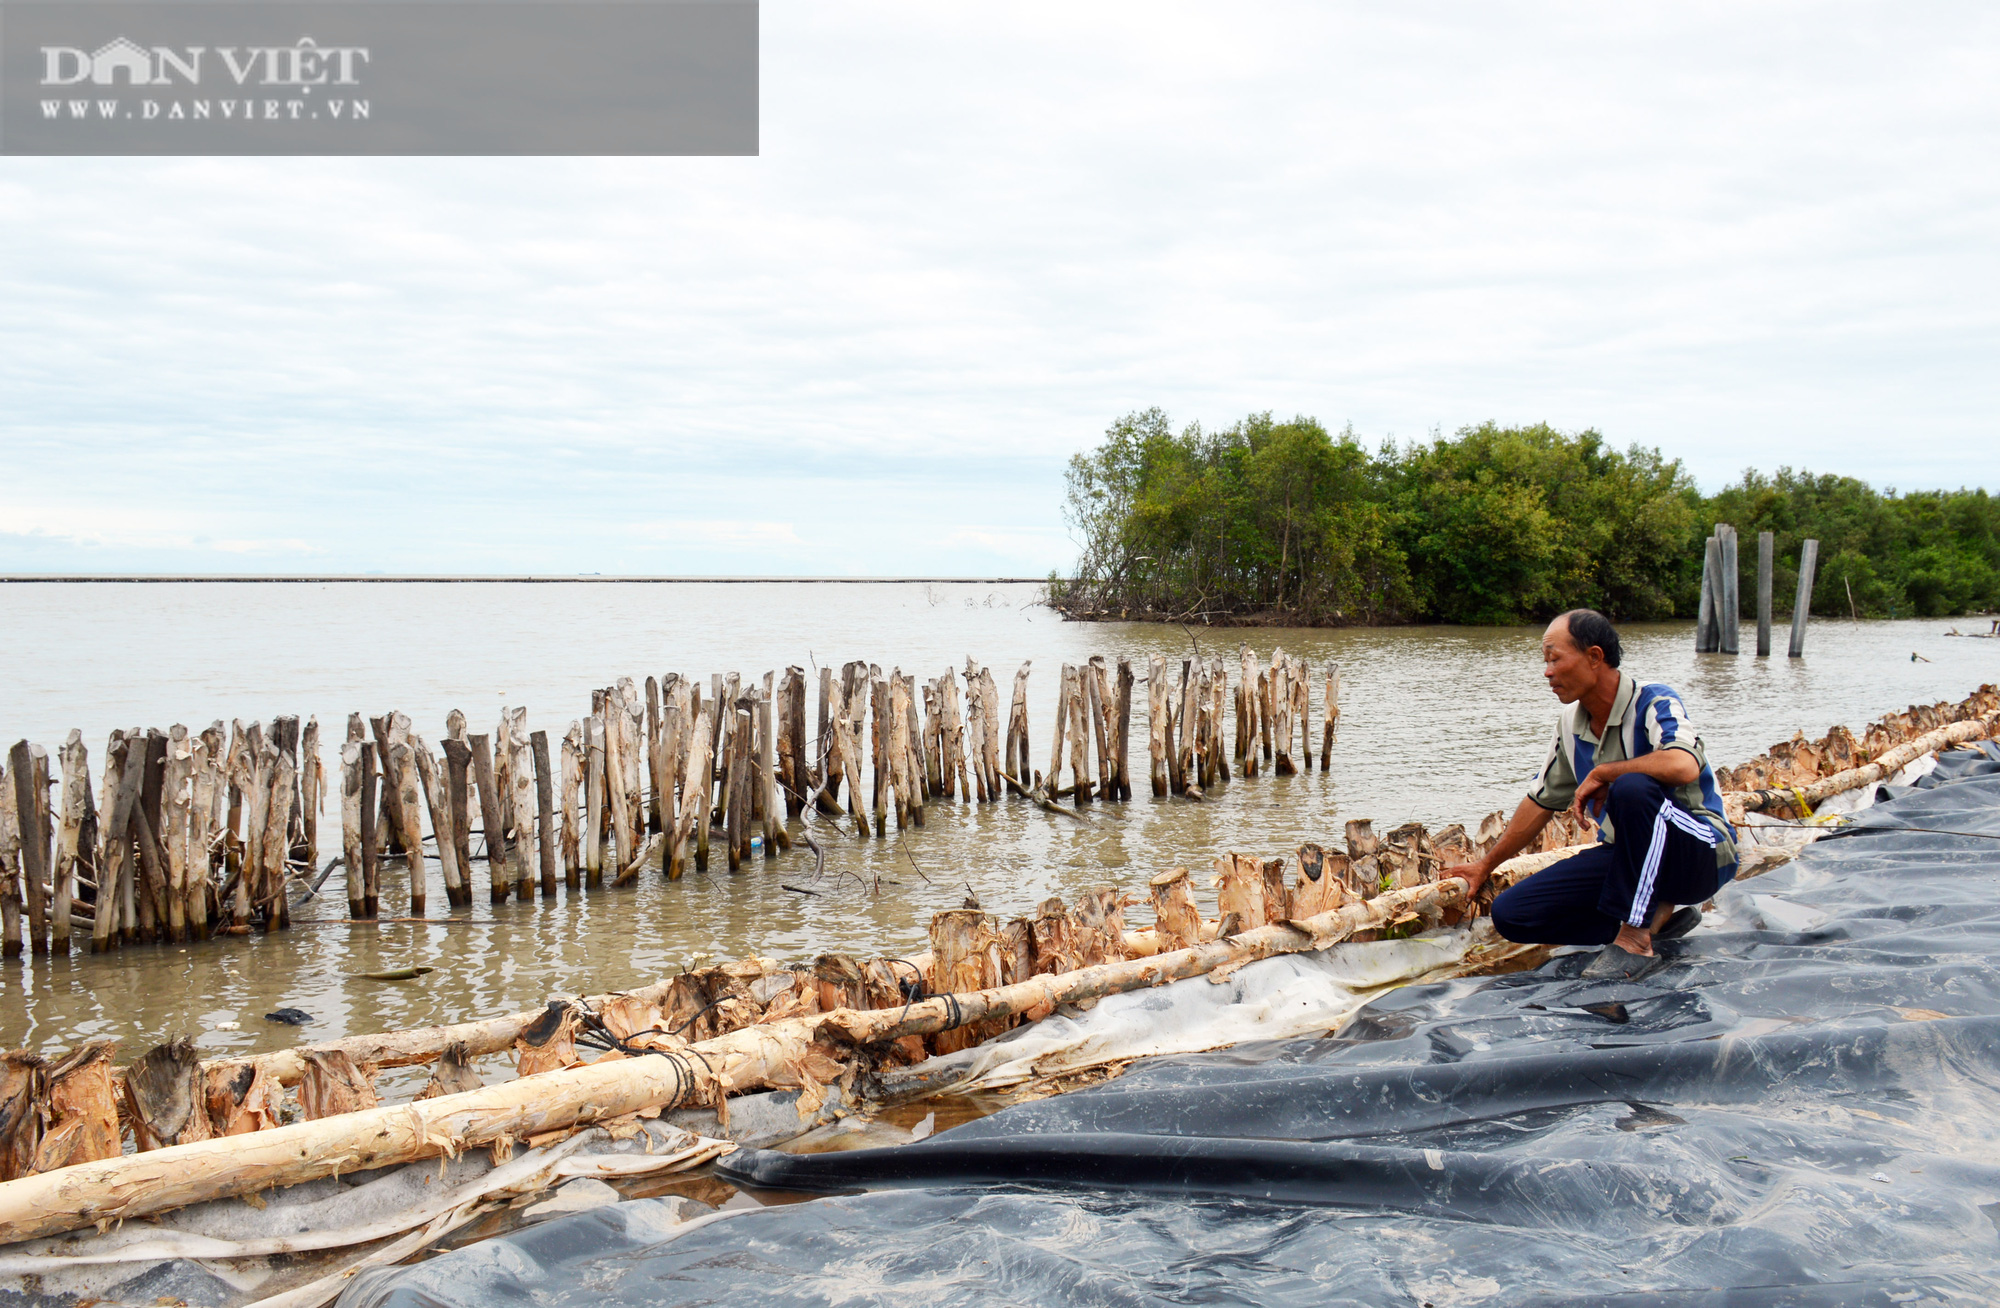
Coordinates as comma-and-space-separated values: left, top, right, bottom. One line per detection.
1756, 530, 1774, 657
1718, 524, 1740, 654
1696, 535, 1722, 652
1789, 538, 1819, 658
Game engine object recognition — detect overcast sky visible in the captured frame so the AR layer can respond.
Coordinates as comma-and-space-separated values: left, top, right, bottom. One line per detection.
1, 2, 1994, 576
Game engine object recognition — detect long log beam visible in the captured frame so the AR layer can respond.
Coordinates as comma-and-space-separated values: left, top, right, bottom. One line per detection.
1728, 714, 1995, 817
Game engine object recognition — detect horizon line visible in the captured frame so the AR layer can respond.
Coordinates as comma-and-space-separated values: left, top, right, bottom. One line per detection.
0, 574, 1049, 585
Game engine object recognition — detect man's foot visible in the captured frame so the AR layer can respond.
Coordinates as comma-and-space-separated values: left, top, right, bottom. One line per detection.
1655, 906, 1702, 940
1580, 940, 1656, 980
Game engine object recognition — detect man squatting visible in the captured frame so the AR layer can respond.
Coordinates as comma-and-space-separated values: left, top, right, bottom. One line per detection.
1455, 609, 1738, 980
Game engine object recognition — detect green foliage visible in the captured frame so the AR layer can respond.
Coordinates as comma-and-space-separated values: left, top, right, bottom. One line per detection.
1052, 413, 2000, 625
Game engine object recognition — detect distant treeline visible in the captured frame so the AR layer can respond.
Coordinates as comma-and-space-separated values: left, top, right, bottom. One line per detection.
1048, 409, 2000, 626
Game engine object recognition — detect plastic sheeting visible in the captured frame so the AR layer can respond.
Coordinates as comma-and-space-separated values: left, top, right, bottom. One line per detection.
345, 754, 2000, 1306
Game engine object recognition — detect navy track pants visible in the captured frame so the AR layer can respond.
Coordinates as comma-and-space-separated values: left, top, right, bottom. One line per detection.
1491, 773, 1730, 947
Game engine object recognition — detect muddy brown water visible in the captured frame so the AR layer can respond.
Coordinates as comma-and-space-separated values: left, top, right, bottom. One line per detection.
0, 580, 1990, 1082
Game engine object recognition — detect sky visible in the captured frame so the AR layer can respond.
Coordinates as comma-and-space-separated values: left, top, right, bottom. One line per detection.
1, 1, 1995, 577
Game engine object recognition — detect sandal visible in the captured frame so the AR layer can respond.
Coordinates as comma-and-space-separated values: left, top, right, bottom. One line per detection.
1580, 941, 1656, 980
1655, 906, 1702, 940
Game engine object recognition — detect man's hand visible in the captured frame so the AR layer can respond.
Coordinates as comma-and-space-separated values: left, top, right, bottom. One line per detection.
1572, 767, 1611, 826
1452, 855, 1492, 901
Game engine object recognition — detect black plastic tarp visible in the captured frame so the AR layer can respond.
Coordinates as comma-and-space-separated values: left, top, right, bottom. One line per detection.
345, 752, 2000, 1306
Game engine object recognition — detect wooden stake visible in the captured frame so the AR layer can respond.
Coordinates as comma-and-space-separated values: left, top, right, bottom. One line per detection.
560, 723, 583, 889
644, 675, 663, 835
162, 726, 192, 943
0, 767, 19, 959
1068, 665, 1093, 804
412, 738, 466, 908
368, 716, 412, 860
759, 690, 785, 856
581, 717, 607, 883
531, 729, 557, 897
54, 732, 88, 954
470, 733, 508, 903
341, 742, 365, 919
1321, 662, 1339, 766
441, 736, 474, 904
1148, 654, 1168, 797
1114, 658, 1134, 799
505, 709, 536, 898
357, 737, 380, 919
1006, 662, 1032, 788
301, 717, 323, 877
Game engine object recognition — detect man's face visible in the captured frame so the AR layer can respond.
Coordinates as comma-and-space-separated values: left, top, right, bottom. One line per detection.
1542, 618, 1601, 704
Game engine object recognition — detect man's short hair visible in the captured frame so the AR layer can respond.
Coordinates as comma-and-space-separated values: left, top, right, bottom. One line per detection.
1561, 609, 1622, 668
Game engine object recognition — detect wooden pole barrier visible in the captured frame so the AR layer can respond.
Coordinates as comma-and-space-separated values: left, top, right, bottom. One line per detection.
1789, 538, 1819, 658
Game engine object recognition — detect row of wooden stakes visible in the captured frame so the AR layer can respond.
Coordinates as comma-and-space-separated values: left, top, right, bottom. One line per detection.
0, 801, 1499, 1183
0, 646, 1343, 955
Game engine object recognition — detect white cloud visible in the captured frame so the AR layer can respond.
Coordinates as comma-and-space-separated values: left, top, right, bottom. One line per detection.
1, 1, 1996, 574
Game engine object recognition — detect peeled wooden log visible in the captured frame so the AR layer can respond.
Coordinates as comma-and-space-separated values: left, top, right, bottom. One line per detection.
824, 878, 1471, 1050
515, 1002, 581, 1077
125, 1038, 213, 1150
0, 1032, 733, 1243
1729, 714, 1995, 817
34, 1040, 121, 1173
